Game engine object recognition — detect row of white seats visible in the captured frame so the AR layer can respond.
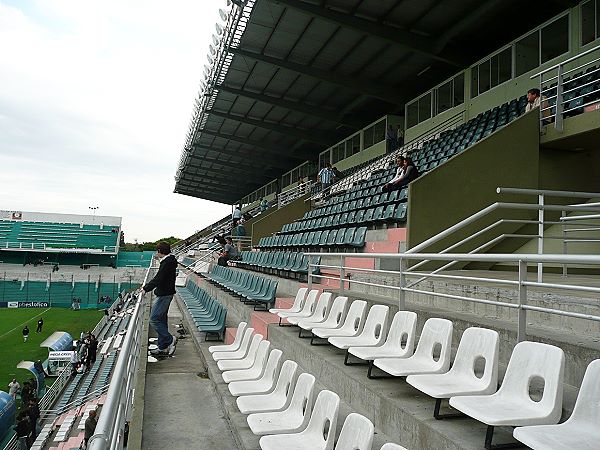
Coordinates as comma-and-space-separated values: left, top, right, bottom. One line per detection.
207, 322, 407, 450
272, 287, 600, 450
30, 423, 53, 450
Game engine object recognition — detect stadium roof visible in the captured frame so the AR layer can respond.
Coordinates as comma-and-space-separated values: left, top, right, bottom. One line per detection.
175, 0, 576, 204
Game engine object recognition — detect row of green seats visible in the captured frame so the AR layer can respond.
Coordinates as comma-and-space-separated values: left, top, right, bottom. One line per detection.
284, 202, 407, 235
258, 226, 370, 250
237, 251, 320, 278
208, 266, 278, 311
177, 280, 226, 341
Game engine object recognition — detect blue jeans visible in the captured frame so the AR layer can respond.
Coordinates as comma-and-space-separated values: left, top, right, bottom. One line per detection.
150, 295, 174, 350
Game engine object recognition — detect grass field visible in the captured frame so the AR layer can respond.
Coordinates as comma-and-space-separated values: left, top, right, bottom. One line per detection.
0, 308, 103, 394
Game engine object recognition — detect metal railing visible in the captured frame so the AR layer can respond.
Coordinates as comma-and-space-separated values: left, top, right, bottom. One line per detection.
306, 252, 600, 343
312, 110, 465, 200
42, 384, 111, 421
405, 187, 600, 283
87, 265, 155, 450
278, 181, 313, 208
532, 42, 600, 132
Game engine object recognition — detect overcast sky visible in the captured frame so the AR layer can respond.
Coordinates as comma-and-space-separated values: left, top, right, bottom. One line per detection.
0, 0, 232, 242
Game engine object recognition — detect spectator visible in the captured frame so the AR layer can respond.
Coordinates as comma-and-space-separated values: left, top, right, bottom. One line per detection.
386, 124, 397, 153
27, 399, 40, 440
232, 218, 246, 238
259, 198, 269, 212
21, 381, 31, 405
232, 205, 242, 227
396, 125, 405, 148
382, 156, 420, 192
70, 350, 79, 377
33, 360, 45, 378
382, 156, 405, 192
8, 379, 20, 399
86, 335, 98, 370
318, 163, 334, 190
22, 325, 29, 343
332, 166, 344, 182
143, 242, 178, 357
217, 237, 239, 267
36, 318, 43, 333
525, 88, 541, 112
84, 409, 98, 447
14, 412, 30, 450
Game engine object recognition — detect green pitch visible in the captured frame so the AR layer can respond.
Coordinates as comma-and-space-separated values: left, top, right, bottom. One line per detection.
0, 308, 103, 393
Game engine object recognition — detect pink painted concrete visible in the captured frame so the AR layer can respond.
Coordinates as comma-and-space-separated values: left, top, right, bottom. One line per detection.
224, 327, 237, 345
251, 312, 280, 339
387, 227, 407, 242
345, 257, 375, 271
365, 241, 401, 253
274, 297, 294, 309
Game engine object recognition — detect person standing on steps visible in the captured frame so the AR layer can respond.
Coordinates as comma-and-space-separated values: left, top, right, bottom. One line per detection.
143, 242, 178, 357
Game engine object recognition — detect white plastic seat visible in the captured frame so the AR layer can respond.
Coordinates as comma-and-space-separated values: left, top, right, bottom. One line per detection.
278, 289, 319, 319
513, 359, 600, 450
380, 444, 408, 450
247, 373, 316, 435
229, 349, 283, 396
259, 390, 340, 450
329, 304, 389, 349
450, 341, 565, 449
373, 318, 453, 377
212, 327, 256, 361
270, 288, 308, 314
348, 311, 417, 362
334, 413, 374, 450
287, 292, 332, 326
217, 334, 264, 371
209, 321, 247, 353
237, 360, 299, 414
312, 300, 367, 341
297, 296, 348, 331
222, 340, 271, 383
406, 327, 499, 418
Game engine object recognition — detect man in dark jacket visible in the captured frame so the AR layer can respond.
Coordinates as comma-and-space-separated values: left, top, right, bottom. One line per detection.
84, 409, 98, 446
143, 242, 178, 356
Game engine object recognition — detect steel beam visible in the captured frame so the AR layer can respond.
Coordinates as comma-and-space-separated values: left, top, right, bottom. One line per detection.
268, 0, 467, 67
229, 48, 405, 104
208, 109, 333, 144
217, 84, 362, 128
191, 143, 293, 169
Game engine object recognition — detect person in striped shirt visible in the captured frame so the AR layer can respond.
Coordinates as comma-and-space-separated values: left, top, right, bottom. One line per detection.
318, 163, 334, 190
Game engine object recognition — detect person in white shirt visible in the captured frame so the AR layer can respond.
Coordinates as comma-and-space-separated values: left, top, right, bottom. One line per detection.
232, 205, 242, 227
8, 379, 20, 399
525, 88, 541, 113
382, 156, 405, 191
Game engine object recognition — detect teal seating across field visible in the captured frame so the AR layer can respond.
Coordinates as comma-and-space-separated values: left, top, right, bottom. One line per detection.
208, 266, 278, 311
177, 279, 227, 341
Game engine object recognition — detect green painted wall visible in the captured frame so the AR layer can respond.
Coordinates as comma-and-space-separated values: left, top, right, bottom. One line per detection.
250, 194, 311, 245
407, 110, 540, 254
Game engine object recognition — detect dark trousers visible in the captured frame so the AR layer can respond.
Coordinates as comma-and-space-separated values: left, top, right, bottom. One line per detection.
382, 181, 407, 193
217, 256, 230, 267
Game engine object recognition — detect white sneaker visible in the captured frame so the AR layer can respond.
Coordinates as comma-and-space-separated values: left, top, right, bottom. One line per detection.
167, 336, 178, 356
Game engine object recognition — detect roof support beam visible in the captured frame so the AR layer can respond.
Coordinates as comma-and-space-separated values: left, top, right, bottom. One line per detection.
229, 47, 405, 104
267, 0, 467, 67
186, 152, 279, 178
197, 129, 313, 161
217, 84, 362, 128
191, 143, 292, 169
208, 109, 333, 144
185, 161, 275, 183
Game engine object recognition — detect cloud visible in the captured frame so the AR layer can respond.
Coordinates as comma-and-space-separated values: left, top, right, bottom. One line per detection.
0, 0, 232, 241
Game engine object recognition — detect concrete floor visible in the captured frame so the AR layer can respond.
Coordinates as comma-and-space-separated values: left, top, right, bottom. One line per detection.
141, 301, 238, 450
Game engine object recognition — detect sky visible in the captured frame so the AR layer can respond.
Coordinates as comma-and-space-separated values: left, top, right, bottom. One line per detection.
0, 0, 232, 242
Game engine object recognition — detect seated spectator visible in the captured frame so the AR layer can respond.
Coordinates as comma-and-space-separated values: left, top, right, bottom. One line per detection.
259, 198, 269, 212
382, 156, 405, 191
525, 88, 541, 112
217, 237, 239, 266
382, 156, 419, 192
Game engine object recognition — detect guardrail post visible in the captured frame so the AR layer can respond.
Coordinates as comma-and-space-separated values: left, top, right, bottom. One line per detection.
308, 260, 313, 290
561, 209, 567, 277
399, 258, 406, 310
538, 194, 544, 283
339, 255, 345, 295
555, 64, 564, 132
518, 260, 528, 342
